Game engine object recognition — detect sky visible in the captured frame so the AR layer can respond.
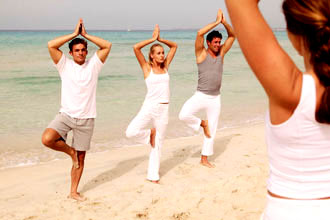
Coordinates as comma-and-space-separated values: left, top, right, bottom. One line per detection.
0, 0, 286, 30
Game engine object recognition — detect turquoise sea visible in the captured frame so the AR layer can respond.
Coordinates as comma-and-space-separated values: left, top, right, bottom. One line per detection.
0, 30, 303, 169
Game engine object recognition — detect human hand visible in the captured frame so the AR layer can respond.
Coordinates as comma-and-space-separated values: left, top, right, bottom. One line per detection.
216, 9, 223, 24
80, 19, 87, 37
221, 13, 226, 24
157, 25, 161, 40
152, 24, 160, 41
73, 19, 82, 36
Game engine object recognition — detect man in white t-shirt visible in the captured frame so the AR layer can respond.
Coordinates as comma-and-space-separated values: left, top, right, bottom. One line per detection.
41, 19, 111, 201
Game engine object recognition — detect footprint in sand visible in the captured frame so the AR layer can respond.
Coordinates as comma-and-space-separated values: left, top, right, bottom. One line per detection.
172, 212, 190, 220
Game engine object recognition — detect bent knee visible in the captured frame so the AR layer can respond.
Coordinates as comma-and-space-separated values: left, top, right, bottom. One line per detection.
41, 133, 54, 147
179, 111, 189, 121
126, 127, 138, 139
41, 129, 59, 147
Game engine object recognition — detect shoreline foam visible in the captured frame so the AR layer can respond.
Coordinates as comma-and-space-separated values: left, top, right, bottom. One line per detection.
0, 119, 265, 170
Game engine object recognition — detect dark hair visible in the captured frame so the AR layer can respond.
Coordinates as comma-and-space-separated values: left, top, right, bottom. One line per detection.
206, 30, 223, 43
148, 43, 165, 69
68, 38, 88, 52
283, 0, 330, 124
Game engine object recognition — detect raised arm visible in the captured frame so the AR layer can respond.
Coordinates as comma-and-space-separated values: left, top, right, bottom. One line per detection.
219, 16, 236, 58
80, 20, 112, 63
133, 25, 159, 76
195, 9, 223, 62
47, 20, 80, 64
157, 35, 177, 69
225, 0, 302, 115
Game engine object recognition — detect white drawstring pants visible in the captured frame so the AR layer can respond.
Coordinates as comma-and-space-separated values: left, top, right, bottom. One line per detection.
126, 102, 169, 181
179, 91, 221, 156
260, 194, 330, 220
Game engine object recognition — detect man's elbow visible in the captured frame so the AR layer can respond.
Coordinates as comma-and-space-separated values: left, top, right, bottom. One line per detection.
106, 41, 112, 49
197, 30, 204, 37
229, 29, 236, 38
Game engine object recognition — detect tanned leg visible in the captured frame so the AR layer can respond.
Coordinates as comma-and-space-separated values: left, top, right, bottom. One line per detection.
42, 128, 79, 168
200, 120, 211, 138
69, 151, 86, 201
150, 128, 156, 148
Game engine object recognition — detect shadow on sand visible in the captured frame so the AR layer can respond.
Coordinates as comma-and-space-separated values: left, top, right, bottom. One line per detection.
81, 133, 240, 192
160, 133, 240, 178
81, 155, 148, 193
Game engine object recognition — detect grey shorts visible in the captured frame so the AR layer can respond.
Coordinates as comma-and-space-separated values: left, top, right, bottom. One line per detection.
47, 112, 95, 151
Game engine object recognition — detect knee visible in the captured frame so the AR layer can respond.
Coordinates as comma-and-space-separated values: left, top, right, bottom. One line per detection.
41, 132, 54, 147
126, 126, 137, 139
42, 129, 59, 147
179, 110, 188, 121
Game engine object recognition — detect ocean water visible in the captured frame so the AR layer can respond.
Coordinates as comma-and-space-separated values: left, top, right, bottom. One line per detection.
0, 30, 303, 169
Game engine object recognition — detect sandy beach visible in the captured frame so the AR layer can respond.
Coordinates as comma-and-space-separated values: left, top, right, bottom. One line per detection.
0, 123, 268, 220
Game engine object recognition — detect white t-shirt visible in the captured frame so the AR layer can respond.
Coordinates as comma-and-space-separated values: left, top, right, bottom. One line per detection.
55, 53, 103, 118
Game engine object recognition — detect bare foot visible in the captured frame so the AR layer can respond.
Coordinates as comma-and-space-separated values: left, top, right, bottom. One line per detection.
68, 192, 86, 201
201, 120, 211, 138
200, 156, 215, 168
200, 161, 215, 168
150, 128, 156, 148
147, 179, 160, 184
70, 148, 79, 169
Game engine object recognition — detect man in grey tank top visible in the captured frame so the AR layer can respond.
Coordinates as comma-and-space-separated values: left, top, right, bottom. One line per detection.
179, 9, 235, 168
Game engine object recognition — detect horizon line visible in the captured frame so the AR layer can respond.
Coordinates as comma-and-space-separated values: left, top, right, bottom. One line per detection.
0, 27, 286, 32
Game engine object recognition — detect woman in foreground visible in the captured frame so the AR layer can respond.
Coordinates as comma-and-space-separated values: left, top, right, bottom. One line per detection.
225, 0, 330, 219
126, 25, 177, 183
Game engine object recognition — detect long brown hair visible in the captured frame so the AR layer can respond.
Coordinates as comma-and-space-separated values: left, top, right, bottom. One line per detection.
283, 0, 330, 124
148, 43, 165, 69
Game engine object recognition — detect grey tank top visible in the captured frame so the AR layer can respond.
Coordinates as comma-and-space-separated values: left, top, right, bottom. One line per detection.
197, 53, 223, 95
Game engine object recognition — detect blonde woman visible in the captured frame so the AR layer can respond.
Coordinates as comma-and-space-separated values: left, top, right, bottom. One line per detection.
126, 25, 177, 183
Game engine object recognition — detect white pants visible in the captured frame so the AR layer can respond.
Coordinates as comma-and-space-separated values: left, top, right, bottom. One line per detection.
126, 101, 169, 181
261, 194, 330, 220
179, 91, 221, 156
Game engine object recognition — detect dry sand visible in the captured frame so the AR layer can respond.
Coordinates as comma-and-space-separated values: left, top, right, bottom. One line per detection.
0, 123, 268, 220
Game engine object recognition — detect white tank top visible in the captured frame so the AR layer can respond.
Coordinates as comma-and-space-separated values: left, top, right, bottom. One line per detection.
144, 68, 170, 103
266, 74, 330, 199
